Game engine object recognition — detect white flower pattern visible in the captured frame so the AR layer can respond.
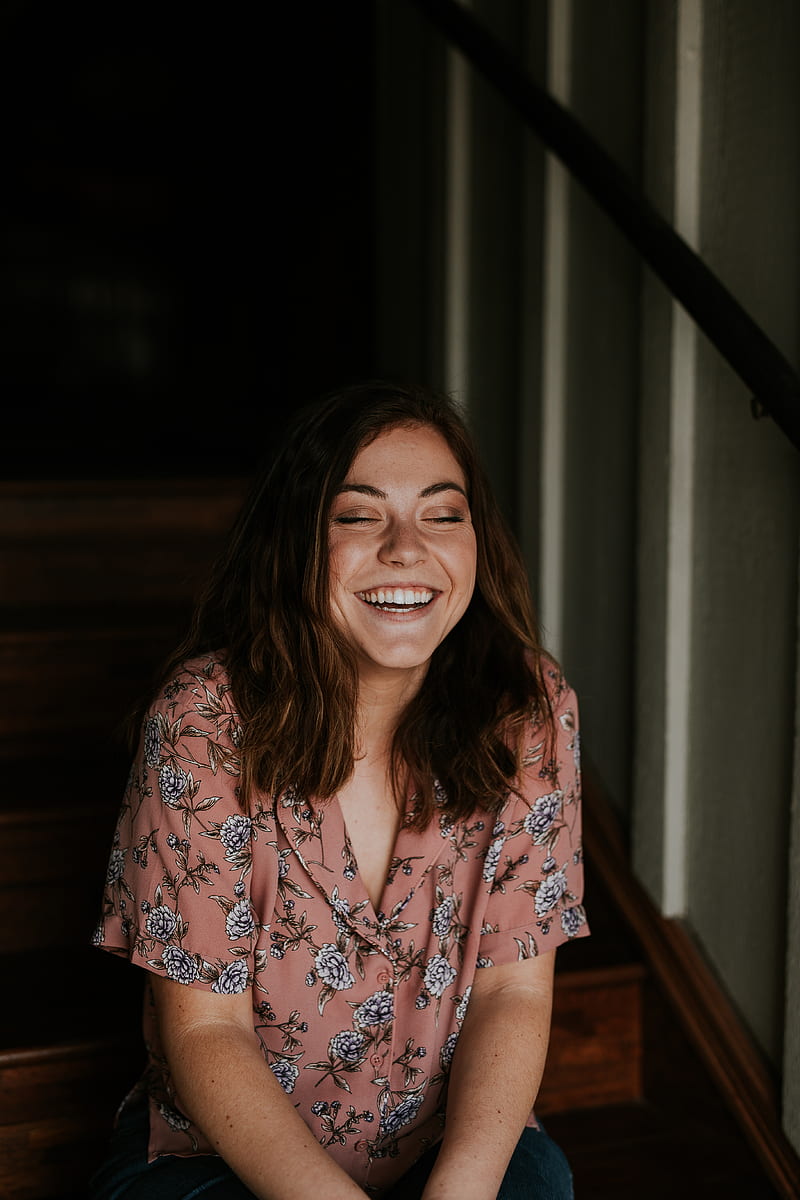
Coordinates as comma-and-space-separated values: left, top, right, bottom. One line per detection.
94, 656, 588, 1196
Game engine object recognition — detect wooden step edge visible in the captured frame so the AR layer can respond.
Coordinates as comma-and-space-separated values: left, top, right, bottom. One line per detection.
0, 1034, 133, 1071
0, 802, 119, 827
582, 758, 800, 1200
554, 961, 648, 991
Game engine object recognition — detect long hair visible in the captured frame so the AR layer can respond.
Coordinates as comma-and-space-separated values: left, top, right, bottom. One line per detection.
143, 380, 556, 826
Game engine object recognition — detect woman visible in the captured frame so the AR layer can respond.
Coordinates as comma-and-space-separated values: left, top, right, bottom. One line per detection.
89, 380, 589, 1200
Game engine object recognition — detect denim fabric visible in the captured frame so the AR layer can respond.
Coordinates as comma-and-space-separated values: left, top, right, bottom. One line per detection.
496, 1125, 574, 1200
88, 1095, 254, 1200
89, 1094, 573, 1200
382, 1124, 574, 1200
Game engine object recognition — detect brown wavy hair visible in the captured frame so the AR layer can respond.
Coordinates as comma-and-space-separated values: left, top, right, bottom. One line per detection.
146, 380, 556, 827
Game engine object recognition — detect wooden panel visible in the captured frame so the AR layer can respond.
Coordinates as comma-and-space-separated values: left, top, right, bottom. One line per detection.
1, 946, 142, 1054
0, 1038, 144, 1125
0, 883, 96, 955
0, 477, 246, 610
0, 802, 122, 953
0, 625, 180, 752
537, 963, 645, 1114
0, 805, 116, 888
0, 1116, 112, 1200
0, 1040, 144, 1200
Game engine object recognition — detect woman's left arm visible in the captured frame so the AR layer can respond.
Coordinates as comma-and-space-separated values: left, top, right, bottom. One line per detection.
420, 950, 556, 1200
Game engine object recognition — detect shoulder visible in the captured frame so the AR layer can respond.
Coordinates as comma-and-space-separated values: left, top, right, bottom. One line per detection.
152, 654, 234, 714
514, 653, 579, 795
524, 649, 577, 728
142, 653, 241, 752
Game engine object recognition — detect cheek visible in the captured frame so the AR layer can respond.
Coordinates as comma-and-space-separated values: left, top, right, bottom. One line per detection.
458, 539, 478, 591
327, 545, 359, 613
327, 539, 348, 584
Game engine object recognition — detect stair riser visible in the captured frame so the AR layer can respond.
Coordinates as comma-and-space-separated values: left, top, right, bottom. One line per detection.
540, 967, 645, 1113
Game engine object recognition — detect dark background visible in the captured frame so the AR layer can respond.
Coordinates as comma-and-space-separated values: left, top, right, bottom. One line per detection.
0, 12, 384, 1190
1, 0, 378, 479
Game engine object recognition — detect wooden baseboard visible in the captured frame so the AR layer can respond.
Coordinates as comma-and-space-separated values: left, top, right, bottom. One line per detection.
582, 762, 800, 1200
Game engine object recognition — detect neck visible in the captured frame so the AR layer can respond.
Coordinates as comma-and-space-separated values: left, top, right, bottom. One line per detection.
353, 665, 425, 764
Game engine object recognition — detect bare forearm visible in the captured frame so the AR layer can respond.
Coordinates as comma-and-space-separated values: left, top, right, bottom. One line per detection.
421, 970, 553, 1200
166, 1023, 367, 1200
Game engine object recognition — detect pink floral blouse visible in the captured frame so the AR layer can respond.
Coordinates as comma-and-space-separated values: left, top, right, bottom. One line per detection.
93, 655, 589, 1197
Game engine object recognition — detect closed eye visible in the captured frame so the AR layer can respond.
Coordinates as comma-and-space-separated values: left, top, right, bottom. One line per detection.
334, 515, 380, 525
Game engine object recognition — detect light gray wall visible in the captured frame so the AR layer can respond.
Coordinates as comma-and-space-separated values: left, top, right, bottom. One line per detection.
686, 0, 800, 1065
630, 0, 678, 903
634, 0, 800, 1067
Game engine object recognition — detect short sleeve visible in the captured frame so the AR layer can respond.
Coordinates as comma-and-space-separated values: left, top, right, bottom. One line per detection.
477, 669, 589, 966
93, 657, 274, 996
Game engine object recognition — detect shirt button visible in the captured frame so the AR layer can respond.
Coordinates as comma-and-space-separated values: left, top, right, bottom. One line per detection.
377, 969, 391, 985
370, 1054, 383, 1067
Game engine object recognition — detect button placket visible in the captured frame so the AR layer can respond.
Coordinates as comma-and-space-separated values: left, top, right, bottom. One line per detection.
363, 956, 396, 1085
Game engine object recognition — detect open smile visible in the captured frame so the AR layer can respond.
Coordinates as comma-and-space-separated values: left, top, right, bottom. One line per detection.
356, 587, 437, 613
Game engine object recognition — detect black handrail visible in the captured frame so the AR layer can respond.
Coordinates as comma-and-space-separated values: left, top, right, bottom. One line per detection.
408, 0, 800, 454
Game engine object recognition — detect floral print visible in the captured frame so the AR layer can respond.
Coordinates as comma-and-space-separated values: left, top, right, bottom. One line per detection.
315, 944, 356, 991
354, 990, 394, 1027
93, 656, 588, 1197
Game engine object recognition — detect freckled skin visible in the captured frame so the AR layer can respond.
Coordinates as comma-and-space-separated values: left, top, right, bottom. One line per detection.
328, 425, 477, 692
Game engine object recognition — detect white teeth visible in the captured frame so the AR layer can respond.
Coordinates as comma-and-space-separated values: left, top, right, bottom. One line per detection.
357, 589, 434, 607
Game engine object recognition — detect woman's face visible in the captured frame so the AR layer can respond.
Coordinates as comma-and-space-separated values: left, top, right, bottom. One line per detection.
328, 423, 477, 690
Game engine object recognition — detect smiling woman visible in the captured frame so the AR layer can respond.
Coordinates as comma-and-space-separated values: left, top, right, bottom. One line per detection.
89, 380, 589, 1200
329, 424, 477, 685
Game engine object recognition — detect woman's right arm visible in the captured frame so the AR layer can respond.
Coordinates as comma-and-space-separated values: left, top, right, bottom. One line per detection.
151, 975, 368, 1200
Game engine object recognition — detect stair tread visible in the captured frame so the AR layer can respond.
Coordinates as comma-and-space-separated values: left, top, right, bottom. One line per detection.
544, 1100, 781, 1199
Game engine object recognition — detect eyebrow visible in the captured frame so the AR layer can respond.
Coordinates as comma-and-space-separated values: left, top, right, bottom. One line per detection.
336, 481, 468, 499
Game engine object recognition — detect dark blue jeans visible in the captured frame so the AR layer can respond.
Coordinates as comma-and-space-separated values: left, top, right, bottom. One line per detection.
89, 1093, 573, 1200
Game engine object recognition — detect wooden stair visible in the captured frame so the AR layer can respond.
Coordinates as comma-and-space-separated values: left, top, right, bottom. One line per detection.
0, 477, 245, 1200
0, 861, 648, 1200
1, 475, 798, 1199
542, 765, 800, 1200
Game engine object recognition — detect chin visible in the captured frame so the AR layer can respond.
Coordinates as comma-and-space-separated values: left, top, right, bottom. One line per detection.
356, 646, 436, 676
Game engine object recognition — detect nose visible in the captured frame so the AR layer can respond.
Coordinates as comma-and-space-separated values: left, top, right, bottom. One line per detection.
378, 517, 426, 567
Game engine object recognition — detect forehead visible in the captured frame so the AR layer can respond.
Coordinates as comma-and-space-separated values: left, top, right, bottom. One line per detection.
345, 423, 466, 484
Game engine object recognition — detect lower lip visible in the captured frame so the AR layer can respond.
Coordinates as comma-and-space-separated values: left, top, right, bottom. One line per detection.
357, 596, 438, 618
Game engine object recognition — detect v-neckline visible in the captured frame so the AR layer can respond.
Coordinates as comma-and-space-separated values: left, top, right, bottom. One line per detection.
335, 791, 405, 915
275, 790, 447, 939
